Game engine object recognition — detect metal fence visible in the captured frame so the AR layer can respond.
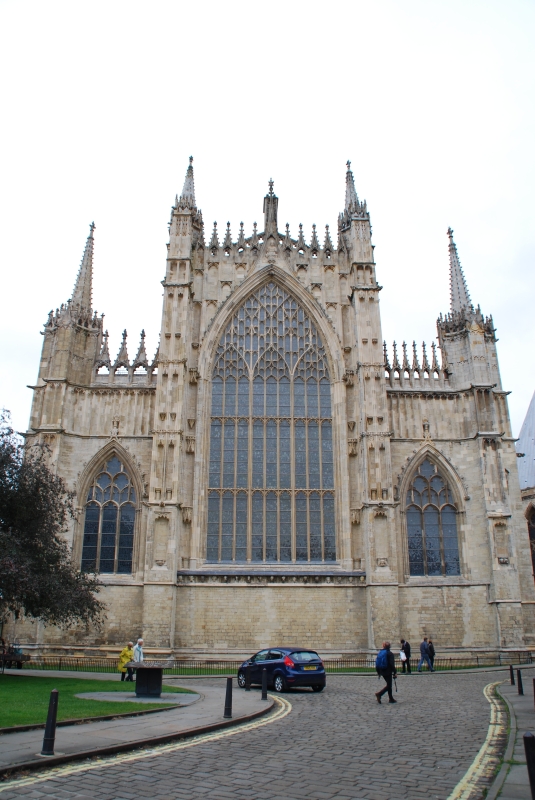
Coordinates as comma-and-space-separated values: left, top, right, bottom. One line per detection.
13, 651, 533, 675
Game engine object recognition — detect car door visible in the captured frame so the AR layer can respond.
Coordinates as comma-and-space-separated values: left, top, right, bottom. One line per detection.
249, 649, 270, 684
268, 650, 284, 683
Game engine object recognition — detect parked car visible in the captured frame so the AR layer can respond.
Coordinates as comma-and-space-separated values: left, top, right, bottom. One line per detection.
237, 647, 326, 693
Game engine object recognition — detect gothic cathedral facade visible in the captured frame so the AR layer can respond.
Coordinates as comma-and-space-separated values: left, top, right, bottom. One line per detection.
24, 160, 535, 655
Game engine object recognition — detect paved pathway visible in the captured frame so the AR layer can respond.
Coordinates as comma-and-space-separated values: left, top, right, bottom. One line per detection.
488, 672, 535, 799
0, 672, 506, 799
0, 680, 263, 772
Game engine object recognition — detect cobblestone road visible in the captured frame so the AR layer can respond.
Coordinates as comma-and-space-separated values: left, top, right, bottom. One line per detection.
2, 673, 500, 800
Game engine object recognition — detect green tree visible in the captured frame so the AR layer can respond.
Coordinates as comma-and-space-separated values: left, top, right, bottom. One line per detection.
0, 411, 105, 627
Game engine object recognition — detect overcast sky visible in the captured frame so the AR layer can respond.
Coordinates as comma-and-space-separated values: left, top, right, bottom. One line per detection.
1, 0, 534, 436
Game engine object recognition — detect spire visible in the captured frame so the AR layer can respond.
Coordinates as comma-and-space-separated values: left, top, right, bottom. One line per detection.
209, 222, 219, 250
263, 178, 278, 235
324, 224, 334, 253
223, 222, 233, 249
177, 156, 196, 209
310, 224, 320, 251
237, 222, 246, 249
72, 222, 95, 313
114, 330, 130, 369
448, 227, 471, 313
345, 160, 359, 213
297, 223, 307, 251
96, 330, 111, 367
133, 330, 149, 369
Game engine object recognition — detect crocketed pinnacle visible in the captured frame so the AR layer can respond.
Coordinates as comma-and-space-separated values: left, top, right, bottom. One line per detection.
448, 227, 471, 313
72, 222, 95, 313
178, 156, 196, 208
345, 160, 359, 213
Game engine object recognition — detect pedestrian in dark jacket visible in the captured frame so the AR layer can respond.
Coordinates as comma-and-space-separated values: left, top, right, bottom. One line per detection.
428, 639, 436, 669
400, 639, 411, 674
375, 641, 397, 704
417, 637, 435, 672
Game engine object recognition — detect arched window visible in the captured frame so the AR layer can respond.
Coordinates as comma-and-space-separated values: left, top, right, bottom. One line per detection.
81, 456, 136, 574
406, 458, 460, 576
527, 509, 535, 579
207, 281, 335, 563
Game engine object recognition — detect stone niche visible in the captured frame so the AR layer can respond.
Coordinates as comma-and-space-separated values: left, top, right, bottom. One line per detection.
153, 515, 170, 567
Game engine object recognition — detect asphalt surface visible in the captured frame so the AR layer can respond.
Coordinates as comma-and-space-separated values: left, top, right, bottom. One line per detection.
0, 673, 500, 800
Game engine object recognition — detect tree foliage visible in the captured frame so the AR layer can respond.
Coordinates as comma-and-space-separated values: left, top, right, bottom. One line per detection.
0, 411, 106, 628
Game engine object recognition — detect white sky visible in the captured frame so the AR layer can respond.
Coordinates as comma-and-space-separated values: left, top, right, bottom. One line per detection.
1, 0, 534, 436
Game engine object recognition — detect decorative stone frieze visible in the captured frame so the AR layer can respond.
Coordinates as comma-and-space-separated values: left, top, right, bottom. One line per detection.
176, 570, 366, 586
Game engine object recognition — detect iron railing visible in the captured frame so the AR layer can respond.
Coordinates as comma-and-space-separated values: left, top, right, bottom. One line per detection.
11, 651, 533, 675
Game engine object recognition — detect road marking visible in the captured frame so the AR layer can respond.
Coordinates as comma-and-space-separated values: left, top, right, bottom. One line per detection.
446, 682, 508, 800
0, 695, 292, 794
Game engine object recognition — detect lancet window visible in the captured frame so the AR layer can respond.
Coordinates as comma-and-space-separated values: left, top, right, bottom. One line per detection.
405, 459, 460, 576
527, 510, 535, 581
207, 281, 336, 563
81, 456, 136, 574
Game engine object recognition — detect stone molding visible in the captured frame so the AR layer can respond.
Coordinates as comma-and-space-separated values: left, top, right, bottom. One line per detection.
176, 570, 366, 586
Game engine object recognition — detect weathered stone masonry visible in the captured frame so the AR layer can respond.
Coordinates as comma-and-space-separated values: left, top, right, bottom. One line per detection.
18, 160, 535, 656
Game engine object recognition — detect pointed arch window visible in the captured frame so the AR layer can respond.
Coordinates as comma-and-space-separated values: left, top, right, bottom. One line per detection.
81, 456, 136, 574
527, 510, 535, 580
405, 458, 460, 576
206, 281, 336, 563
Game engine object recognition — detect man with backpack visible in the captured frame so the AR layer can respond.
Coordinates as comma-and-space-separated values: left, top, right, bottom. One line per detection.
375, 641, 397, 704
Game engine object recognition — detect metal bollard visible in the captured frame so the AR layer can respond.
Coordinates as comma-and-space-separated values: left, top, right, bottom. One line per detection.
261, 668, 268, 700
518, 669, 524, 696
523, 732, 535, 799
510, 664, 515, 685
223, 677, 232, 719
41, 689, 59, 756
245, 665, 251, 691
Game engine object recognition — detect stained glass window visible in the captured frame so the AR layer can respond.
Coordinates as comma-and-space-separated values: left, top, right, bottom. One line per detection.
406, 458, 460, 576
81, 456, 136, 574
206, 281, 336, 563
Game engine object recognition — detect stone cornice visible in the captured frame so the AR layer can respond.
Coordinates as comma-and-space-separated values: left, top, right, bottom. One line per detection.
177, 570, 366, 587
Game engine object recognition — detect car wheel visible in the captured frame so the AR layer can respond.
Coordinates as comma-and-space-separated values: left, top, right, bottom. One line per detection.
273, 675, 286, 693
312, 685, 324, 692
237, 671, 246, 688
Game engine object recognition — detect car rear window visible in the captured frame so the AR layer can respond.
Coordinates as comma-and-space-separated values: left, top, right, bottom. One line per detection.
291, 651, 320, 662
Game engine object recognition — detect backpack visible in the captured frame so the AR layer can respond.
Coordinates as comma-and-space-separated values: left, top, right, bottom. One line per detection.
376, 649, 389, 670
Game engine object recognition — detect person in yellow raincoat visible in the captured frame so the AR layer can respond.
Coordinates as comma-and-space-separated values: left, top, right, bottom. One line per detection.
118, 642, 134, 681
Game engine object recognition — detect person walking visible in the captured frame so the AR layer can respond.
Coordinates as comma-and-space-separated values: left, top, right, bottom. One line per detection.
375, 641, 397, 704
428, 639, 436, 669
133, 638, 144, 662
400, 639, 411, 674
418, 637, 435, 672
117, 641, 134, 681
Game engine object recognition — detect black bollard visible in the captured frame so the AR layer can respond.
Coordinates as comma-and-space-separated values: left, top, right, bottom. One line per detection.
510, 664, 515, 685
261, 668, 268, 700
224, 677, 232, 719
41, 689, 59, 756
523, 732, 535, 799
518, 669, 524, 696
245, 665, 251, 691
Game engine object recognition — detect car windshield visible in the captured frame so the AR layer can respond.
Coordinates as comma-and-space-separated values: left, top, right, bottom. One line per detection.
290, 651, 320, 662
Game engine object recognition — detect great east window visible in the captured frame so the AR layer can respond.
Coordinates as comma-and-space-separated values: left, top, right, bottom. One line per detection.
406, 458, 460, 576
81, 456, 136, 574
206, 281, 336, 563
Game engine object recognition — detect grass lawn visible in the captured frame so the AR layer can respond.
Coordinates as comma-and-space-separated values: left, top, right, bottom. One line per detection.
0, 675, 194, 728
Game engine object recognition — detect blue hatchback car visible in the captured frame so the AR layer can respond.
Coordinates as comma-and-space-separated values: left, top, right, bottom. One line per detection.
237, 647, 326, 693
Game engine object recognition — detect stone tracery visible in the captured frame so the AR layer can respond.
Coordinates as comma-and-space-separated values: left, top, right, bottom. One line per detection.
206, 281, 336, 563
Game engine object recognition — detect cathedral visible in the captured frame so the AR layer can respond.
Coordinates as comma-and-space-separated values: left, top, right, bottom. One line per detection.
22, 159, 535, 657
